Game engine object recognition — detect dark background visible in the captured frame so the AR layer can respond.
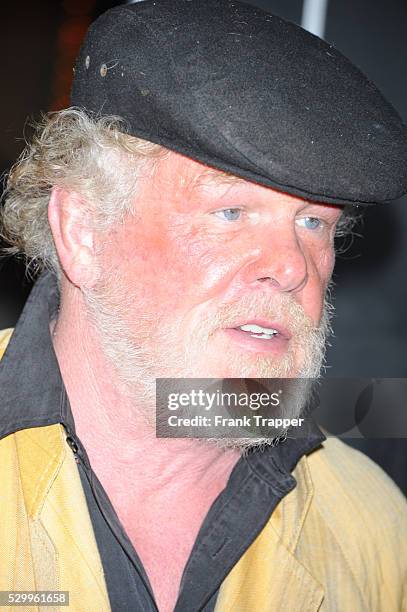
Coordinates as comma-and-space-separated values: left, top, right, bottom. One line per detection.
1, 0, 406, 491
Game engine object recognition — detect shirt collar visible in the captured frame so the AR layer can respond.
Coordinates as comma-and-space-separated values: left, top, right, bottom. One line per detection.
245, 415, 326, 491
0, 270, 75, 440
0, 270, 325, 478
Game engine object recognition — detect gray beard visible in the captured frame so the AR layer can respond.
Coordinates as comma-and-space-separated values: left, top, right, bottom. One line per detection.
82, 283, 334, 453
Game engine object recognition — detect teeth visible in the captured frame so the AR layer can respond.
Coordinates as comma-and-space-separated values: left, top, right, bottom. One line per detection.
239, 324, 278, 335
249, 333, 275, 340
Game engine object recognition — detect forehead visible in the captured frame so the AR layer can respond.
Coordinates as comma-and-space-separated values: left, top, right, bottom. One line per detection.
150, 150, 244, 193
145, 150, 341, 214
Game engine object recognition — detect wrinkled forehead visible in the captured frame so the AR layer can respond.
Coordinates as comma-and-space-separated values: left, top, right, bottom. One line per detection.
151, 151, 245, 192
144, 150, 344, 215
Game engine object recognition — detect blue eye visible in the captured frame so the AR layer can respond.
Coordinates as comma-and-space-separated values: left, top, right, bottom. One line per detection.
298, 216, 322, 230
214, 208, 242, 221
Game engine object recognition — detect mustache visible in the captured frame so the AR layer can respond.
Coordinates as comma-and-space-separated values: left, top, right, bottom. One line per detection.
201, 292, 317, 336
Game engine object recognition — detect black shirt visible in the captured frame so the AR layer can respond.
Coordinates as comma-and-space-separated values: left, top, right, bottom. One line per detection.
0, 272, 325, 611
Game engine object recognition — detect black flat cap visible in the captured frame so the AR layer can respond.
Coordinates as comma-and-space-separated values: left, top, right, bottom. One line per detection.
71, 0, 407, 206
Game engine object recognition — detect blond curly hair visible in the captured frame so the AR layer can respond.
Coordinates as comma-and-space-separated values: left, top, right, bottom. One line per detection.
0, 108, 166, 276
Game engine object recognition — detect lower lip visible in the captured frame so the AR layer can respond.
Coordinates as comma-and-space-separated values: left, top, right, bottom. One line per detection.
223, 328, 290, 355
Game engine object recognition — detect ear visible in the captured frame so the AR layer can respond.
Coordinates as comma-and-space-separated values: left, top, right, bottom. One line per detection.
48, 186, 98, 288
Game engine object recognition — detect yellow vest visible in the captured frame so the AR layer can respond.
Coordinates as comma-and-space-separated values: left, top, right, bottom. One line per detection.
1, 328, 406, 611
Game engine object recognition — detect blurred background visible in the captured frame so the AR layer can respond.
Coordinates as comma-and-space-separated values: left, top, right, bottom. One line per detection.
1, 0, 406, 491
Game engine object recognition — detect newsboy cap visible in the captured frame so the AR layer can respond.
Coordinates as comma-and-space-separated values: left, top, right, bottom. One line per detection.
71, 0, 407, 206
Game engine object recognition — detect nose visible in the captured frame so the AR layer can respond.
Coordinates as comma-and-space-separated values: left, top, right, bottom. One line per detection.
242, 229, 308, 293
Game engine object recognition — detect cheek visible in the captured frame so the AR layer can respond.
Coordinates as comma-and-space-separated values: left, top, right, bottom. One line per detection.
110, 220, 257, 312
303, 245, 335, 321
103, 220, 240, 313
305, 236, 336, 283
317, 245, 336, 285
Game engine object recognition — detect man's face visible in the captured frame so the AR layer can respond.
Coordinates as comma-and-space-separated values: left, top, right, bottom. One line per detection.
90, 152, 342, 382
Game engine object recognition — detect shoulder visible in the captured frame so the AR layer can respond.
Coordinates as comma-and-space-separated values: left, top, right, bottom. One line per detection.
305, 436, 407, 566
307, 435, 407, 517
0, 328, 13, 360
301, 437, 407, 608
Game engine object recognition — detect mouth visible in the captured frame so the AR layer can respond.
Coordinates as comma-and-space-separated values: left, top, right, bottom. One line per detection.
222, 319, 291, 354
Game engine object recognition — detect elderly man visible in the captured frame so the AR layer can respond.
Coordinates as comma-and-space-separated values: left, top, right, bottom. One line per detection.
1, 1, 407, 611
